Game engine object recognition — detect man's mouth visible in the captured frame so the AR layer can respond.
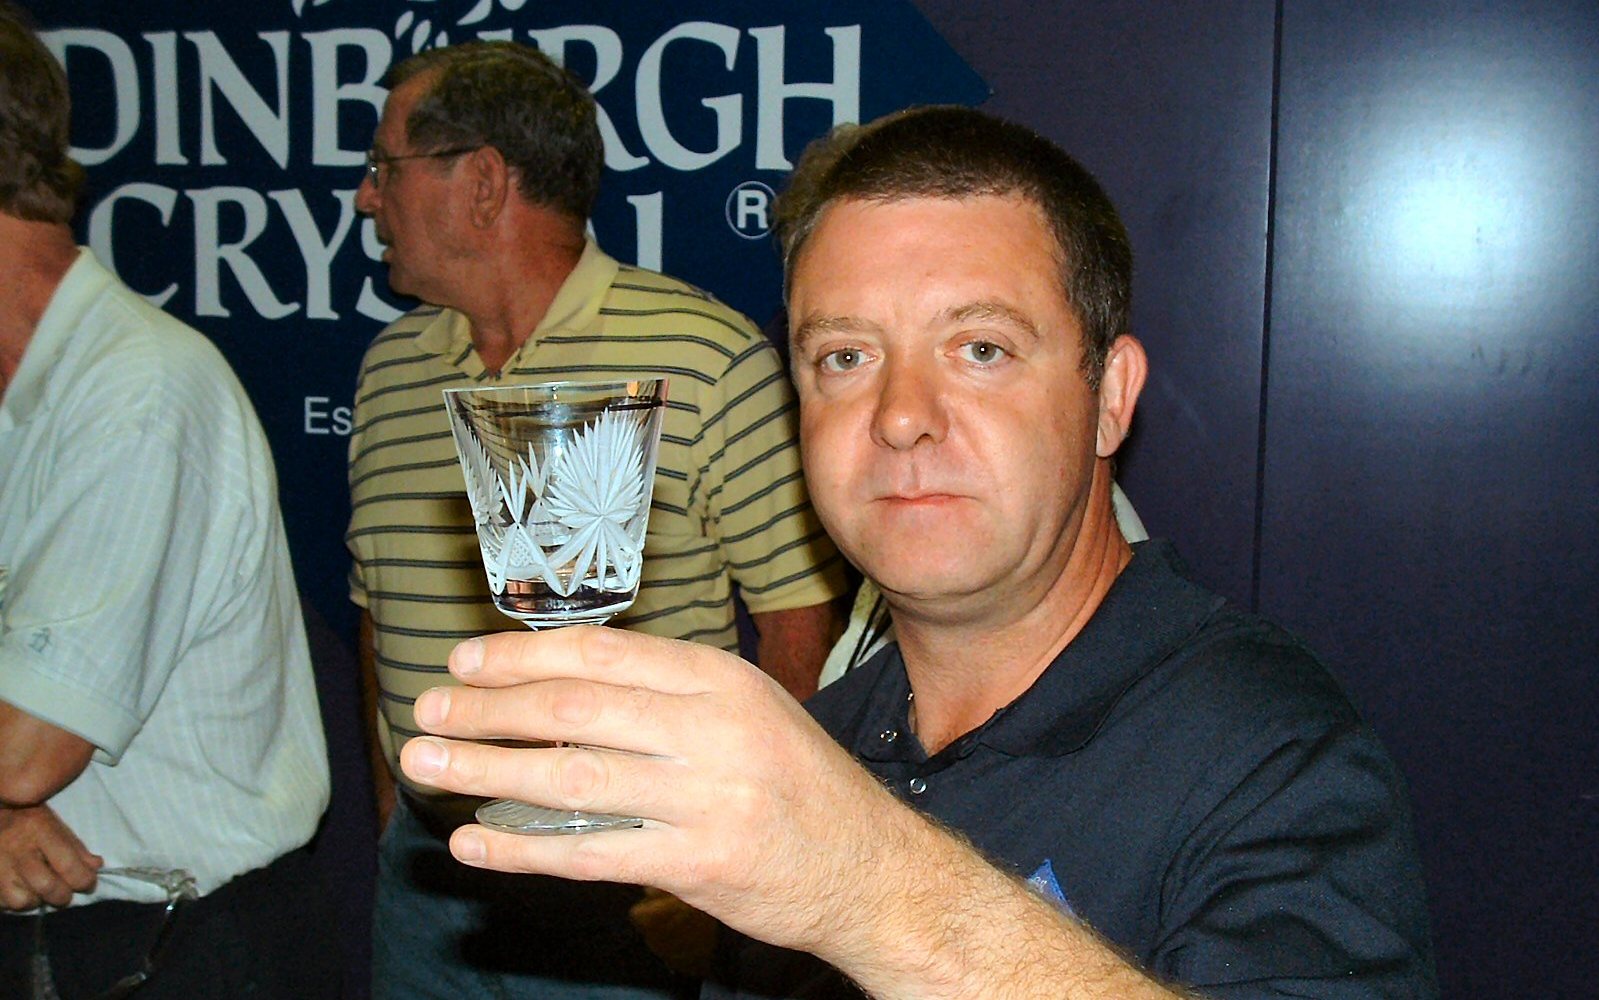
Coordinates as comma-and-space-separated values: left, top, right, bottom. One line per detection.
878, 491, 962, 506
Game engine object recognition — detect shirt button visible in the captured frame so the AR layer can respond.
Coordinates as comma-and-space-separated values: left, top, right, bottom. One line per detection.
908, 777, 927, 795
879, 730, 898, 743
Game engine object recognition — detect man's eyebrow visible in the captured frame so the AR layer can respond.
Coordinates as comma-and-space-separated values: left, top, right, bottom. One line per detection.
942, 300, 1042, 340
790, 314, 881, 353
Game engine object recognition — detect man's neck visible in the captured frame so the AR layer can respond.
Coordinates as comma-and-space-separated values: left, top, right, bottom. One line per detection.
890, 465, 1133, 754
450, 217, 587, 374
0, 217, 79, 404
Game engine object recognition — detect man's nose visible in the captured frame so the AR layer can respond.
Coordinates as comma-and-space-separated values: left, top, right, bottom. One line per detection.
354, 172, 379, 215
870, 356, 948, 451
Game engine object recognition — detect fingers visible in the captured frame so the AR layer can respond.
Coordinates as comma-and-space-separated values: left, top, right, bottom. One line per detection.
444, 821, 674, 889
37, 831, 100, 899
21, 850, 77, 908
412, 675, 686, 755
0, 864, 41, 910
0, 875, 40, 910
0, 806, 100, 911
1, 849, 86, 910
450, 626, 730, 695
400, 737, 690, 824
421, 627, 780, 759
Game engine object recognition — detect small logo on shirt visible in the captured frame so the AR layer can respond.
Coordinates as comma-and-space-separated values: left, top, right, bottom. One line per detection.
1027, 859, 1076, 917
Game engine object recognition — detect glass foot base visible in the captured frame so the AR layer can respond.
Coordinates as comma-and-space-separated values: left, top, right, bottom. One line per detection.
475, 797, 644, 836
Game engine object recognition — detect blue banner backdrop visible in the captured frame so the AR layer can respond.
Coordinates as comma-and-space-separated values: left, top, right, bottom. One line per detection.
31, 0, 988, 632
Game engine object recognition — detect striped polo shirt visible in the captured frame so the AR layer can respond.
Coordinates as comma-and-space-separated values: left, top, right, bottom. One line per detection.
347, 241, 846, 787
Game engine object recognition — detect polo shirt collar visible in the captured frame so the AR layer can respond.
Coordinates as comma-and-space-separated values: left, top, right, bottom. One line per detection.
982, 539, 1225, 757
848, 540, 1225, 765
409, 306, 474, 367
1, 248, 104, 431
410, 239, 620, 370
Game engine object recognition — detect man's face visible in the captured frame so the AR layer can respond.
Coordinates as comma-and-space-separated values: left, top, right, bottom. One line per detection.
354, 74, 469, 304
789, 194, 1104, 624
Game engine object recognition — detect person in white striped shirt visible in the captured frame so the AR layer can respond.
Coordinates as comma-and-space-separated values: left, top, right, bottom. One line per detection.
0, 5, 334, 995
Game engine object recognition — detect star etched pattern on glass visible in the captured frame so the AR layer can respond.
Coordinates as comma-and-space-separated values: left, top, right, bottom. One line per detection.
446, 384, 662, 628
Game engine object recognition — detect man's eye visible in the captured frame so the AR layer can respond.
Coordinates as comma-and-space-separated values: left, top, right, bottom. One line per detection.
959, 340, 1008, 365
819, 348, 867, 372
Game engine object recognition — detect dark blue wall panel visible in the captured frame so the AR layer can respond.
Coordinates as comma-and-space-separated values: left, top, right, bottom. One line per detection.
1262, 2, 1599, 994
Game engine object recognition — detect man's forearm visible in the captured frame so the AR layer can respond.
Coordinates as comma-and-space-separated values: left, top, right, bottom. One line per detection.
831, 808, 1193, 1000
751, 600, 845, 701
0, 701, 93, 807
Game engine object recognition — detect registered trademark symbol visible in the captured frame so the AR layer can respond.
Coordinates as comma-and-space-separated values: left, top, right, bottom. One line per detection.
725, 181, 777, 240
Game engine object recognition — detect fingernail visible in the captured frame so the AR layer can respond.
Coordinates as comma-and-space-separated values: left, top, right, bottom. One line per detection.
414, 688, 450, 728
455, 637, 484, 676
408, 738, 447, 778
455, 830, 486, 864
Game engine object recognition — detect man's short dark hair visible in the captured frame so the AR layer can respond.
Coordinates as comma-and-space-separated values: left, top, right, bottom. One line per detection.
775, 106, 1132, 385
388, 41, 603, 224
0, 1, 85, 224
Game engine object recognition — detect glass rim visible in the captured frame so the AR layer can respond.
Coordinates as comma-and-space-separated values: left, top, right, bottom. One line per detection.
442, 377, 667, 400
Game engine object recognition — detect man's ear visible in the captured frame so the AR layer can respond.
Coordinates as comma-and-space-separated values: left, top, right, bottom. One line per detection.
1095, 334, 1148, 458
466, 146, 510, 228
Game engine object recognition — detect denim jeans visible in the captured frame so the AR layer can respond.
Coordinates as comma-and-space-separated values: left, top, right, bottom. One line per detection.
372, 797, 697, 1000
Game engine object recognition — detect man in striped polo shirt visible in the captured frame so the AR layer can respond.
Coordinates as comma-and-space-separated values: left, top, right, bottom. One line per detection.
347, 40, 847, 1000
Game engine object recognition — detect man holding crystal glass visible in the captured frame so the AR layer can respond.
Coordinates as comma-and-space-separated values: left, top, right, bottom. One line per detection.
397, 107, 1440, 1000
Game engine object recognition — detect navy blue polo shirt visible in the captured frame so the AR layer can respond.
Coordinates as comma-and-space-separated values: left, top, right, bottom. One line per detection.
704, 541, 1438, 1000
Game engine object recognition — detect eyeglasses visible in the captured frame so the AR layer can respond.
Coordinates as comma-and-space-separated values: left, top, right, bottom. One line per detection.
364, 145, 481, 186
31, 867, 199, 1000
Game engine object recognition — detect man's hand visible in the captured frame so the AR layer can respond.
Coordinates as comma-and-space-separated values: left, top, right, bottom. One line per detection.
397, 625, 910, 964
398, 627, 1190, 1000
0, 804, 102, 910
